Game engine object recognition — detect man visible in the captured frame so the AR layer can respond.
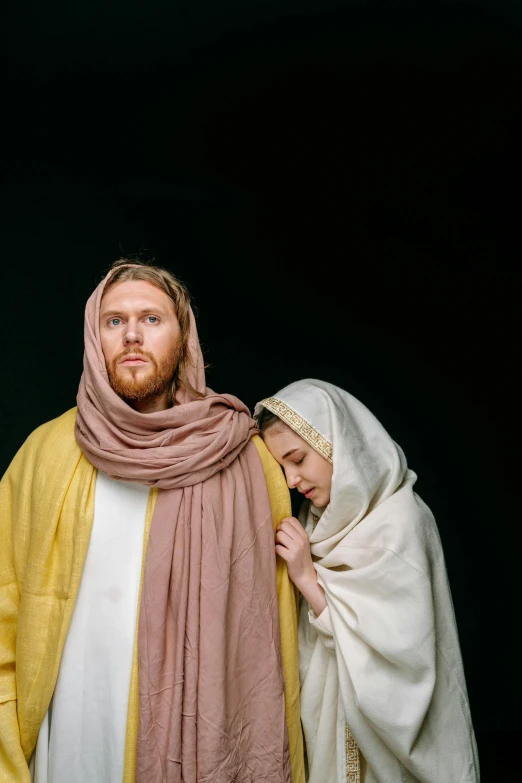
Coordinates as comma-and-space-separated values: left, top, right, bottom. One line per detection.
0, 259, 304, 783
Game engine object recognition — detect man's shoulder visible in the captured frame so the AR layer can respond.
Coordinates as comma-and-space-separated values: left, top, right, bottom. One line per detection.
250, 434, 286, 482
17, 407, 79, 463
250, 435, 291, 521
250, 434, 275, 473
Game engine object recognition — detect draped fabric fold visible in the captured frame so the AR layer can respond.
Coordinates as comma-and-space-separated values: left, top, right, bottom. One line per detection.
75, 268, 291, 782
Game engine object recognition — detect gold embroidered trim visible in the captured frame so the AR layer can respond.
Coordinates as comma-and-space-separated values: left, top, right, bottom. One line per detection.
346, 725, 361, 783
259, 398, 333, 464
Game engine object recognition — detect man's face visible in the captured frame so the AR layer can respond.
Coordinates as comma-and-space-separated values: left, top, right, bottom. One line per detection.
100, 280, 182, 410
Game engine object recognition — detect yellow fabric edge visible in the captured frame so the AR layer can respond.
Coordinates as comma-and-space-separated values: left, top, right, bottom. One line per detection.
0, 407, 97, 780
123, 486, 158, 783
251, 435, 305, 783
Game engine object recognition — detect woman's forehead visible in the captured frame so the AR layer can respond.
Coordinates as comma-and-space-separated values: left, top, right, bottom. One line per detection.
264, 421, 307, 452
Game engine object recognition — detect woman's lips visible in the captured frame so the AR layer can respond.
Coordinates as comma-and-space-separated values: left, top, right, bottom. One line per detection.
304, 488, 315, 499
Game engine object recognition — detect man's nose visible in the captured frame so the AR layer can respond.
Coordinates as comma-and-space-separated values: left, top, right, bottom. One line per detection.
123, 321, 143, 345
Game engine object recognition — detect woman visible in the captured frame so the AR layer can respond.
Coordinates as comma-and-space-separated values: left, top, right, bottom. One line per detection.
254, 379, 479, 783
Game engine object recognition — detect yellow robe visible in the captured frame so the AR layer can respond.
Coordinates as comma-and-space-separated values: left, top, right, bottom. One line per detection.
0, 408, 305, 783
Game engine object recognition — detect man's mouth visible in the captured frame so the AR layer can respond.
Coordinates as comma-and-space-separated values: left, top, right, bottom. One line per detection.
119, 354, 149, 366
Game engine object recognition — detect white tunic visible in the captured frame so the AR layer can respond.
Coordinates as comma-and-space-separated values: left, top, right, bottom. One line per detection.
30, 471, 150, 783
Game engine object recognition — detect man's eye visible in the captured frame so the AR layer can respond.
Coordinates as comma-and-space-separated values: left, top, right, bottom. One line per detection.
146, 316, 158, 323
110, 318, 121, 326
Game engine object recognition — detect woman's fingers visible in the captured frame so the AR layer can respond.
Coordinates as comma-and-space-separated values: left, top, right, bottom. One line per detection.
275, 517, 317, 593
278, 516, 308, 539
275, 544, 290, 561
275, 529, 295, 550
276, 519, 298, 539
280, 516, 301, 528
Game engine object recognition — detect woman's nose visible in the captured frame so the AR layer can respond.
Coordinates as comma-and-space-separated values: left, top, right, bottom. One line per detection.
285, 470, 301, 490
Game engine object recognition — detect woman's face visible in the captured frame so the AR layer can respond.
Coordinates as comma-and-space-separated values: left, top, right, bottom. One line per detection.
263, 421, 333, 509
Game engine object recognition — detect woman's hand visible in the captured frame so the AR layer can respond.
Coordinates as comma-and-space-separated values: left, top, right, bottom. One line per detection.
275, 516, 327, 616
275, 516, 315, 588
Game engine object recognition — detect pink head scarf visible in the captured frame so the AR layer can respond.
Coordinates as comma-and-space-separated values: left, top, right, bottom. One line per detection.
75, 267, 291, 782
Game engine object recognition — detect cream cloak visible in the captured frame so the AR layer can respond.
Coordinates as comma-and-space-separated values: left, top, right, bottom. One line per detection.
255, 379, 479, 783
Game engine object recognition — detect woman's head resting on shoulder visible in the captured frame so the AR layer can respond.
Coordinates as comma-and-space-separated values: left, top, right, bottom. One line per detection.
255, 379, 410, 539
256, 405, 333, 509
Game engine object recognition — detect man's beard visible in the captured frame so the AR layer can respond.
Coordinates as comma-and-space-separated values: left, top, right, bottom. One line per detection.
107, 344, 181, 405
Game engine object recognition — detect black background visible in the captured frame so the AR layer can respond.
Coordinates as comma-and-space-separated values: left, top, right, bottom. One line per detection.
3, 1, 520, 778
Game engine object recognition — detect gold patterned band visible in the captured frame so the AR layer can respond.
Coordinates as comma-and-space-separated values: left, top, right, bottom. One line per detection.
346, 725, 361, 783
258, 397, 333, 464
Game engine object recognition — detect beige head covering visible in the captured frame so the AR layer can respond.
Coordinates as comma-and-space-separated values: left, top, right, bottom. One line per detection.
255, 379, 409, 553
